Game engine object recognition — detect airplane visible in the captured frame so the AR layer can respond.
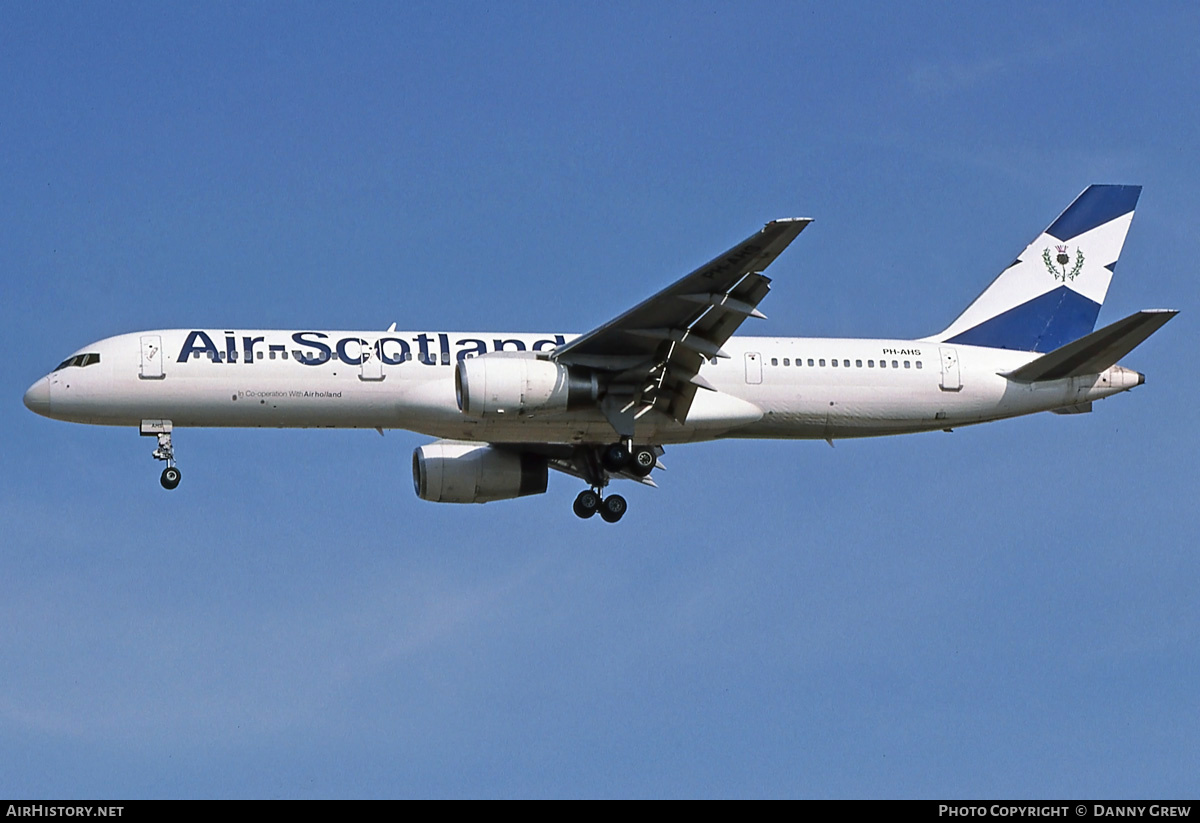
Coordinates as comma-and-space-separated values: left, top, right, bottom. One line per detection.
23, 185, 1176, 523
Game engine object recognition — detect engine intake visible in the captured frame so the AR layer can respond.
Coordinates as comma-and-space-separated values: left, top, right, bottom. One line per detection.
412, 441, 548, 504
456, 353, 598, 417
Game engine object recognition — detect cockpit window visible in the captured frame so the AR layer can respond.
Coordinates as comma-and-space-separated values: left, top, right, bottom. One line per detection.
54, 353, 101, 371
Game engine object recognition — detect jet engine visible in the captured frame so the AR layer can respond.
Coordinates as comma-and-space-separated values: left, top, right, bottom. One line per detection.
455, 353, 598, 417
412, 441, 548, 504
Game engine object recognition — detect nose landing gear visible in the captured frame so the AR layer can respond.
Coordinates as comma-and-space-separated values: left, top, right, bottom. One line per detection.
142, 420, 181, 490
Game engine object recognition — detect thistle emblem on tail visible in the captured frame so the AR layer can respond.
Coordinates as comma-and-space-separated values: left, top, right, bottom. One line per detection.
1043, 244, 1085, 282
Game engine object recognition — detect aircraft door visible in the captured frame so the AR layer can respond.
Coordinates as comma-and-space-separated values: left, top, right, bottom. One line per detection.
939, 347, 961, 391
745, 352, 763, 384
139, 335, 165, 379
359, 339, 384, 381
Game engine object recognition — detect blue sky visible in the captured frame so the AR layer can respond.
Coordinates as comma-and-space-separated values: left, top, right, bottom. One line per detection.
3, 2, 1198, 798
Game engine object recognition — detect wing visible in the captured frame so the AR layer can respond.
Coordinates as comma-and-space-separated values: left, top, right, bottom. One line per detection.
553, 218, 811, 432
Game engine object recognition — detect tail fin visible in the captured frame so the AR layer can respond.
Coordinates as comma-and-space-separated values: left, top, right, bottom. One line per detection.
928, 185, 1141, 352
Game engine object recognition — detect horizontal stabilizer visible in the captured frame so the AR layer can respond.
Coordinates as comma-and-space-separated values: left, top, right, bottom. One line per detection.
1003, 309, 1177, 382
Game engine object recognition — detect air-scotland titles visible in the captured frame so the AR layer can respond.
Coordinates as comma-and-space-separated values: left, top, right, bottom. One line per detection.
176, 330, 569, 367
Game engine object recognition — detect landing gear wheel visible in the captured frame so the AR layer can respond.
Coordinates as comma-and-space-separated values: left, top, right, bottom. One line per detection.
160, 466, 181, 490
630, 447, 656, 478
573, 489, 600, 519
599, 494, 627, 523
600, 443, 631, 472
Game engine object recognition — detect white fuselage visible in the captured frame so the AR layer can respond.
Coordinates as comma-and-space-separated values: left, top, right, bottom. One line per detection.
31, 328, 1142, 444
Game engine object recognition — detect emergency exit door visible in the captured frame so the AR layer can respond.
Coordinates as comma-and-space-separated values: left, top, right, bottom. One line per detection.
745, 351, 763, 384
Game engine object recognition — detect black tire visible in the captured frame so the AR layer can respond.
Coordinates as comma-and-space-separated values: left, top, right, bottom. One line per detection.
573, 489, 600, 519
630, 447, 656, 477
599, 494, 627, 523
600, 443, 630, 472
160, 466, 181, 490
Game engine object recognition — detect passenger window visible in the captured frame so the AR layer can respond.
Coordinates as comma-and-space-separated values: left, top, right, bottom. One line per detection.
831, 359, 838, 367
819, 359, 825, 367
892, 360, 899, 368
879, 360, 886, 368
807, 359, 814, 366
868, 360, 874, 368
269, 351, 276, 360
257, 351, 263, 360
916, 361, 923, 369
904, 360, 911, 369
856, 359, 862, 368
783, 358, 789, 366
843, 359, 850, 368
282, 351, 289, 360
771, 358, 778, 366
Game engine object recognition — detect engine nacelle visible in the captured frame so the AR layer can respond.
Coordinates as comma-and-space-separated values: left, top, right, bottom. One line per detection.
412, 441, 548, 504
455, 353, 598, 417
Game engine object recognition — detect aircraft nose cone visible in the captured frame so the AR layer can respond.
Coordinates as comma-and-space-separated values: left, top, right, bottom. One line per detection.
23, 377, 50, 415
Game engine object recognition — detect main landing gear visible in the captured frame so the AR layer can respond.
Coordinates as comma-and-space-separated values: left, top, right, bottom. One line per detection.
573, 489, 628, 523
600, 442, 656, 477
572, 441, 659, 523
142, 420, 181, 490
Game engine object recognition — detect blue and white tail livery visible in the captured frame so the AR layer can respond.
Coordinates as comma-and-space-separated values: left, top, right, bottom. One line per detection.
23, 185, 1176, 521
928, 184, 1141, 352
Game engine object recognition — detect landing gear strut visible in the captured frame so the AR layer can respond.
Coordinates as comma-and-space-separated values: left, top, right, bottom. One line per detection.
142, 420, 181, 490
